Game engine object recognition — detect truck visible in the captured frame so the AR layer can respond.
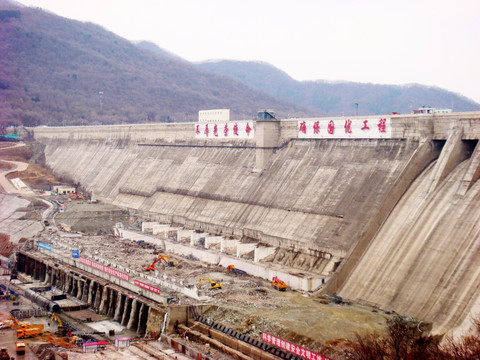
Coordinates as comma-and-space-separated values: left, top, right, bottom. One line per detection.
17, 323, 44, 338
15, 341, 26, 354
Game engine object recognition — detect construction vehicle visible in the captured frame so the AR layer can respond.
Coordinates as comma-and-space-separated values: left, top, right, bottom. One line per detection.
50, 313, 63, 328
49, 313, 68, 336
271, 277, 288, 291
17, 323, 44, 338
0, 347, 14, 360
15, 341, 26, 354
145, 254, 178, 271
227, 265, 247, 275
199, 278, 222, 289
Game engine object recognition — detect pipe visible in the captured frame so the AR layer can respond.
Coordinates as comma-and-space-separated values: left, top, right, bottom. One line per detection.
24, 288, 60, 313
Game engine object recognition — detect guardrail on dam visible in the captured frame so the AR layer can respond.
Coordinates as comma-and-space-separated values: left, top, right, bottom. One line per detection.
32, 111, 480, 336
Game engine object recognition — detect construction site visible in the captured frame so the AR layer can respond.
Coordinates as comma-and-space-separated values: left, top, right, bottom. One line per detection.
0, 135, 397, 360
1, 111, 480, 359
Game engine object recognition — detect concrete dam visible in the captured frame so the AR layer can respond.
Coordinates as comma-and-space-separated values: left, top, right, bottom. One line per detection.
32, 112, 480, 335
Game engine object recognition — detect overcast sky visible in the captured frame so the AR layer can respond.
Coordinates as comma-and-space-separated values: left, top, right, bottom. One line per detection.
16, 0, 480, 104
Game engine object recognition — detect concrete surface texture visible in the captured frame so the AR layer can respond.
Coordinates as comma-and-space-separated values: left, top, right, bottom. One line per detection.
38, 137, 419, 259
339, 158, 480, 335
32, 113, 480, 336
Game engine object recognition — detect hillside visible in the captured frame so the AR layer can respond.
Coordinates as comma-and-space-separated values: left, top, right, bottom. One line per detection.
197, 60, 480, 116
0, 2, 305, 128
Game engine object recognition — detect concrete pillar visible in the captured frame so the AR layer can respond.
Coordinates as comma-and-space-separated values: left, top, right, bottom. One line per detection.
87, 281, 95, 306
76, 279, 83, 299
71, 276, 78, 296
68, 276, 75, 295
61, 272, 68, 292
137, 303, 149, 335
82, 281, 89, 303
113, 293, 124, 322
44, 267, 51, 285
99, 286, 109, 315
121, 298, 132, 326
55, 271, 62, 289
255, 119, 280, 171
94, 286, 102, 310
51, 267, 57, 286
107, 290, 116, 318
127, 299, 139, 331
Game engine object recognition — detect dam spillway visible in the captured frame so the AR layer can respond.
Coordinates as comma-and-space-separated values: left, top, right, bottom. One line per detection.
31, 111, 480, 335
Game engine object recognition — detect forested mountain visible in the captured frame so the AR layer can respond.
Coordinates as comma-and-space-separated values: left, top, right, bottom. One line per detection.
0, 1, 304, 128
198, 60, 480, 116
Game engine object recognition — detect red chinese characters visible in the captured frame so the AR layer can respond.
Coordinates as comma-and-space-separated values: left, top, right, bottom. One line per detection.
233, 123, 239, 136
224, 124, 228, 137
134, 280, 160, 294
344, 119, 352, 133
361, 120, 370, 130
204, 124, 209, 136
327, 120, 335, 135
313, 121, 320, 134
79, 257, 129, 281
299, 121, 307, 134
213, 124, 218, 137
261, 332, 330, 360
245, 122, 252, 135
378, 118, 386, 133
195, 124, 200, 134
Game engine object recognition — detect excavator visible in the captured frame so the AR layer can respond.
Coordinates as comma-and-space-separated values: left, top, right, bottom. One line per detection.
49, 313, 69, 336
271, 277, 288, 291
199, 278, 222, 289
145, 254, 178, 271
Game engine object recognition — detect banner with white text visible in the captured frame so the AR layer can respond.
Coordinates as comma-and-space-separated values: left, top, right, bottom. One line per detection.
298, 117, 391, 139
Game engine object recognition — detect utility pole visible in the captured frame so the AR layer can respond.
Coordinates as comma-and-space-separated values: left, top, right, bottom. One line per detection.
355, 103, 359, 116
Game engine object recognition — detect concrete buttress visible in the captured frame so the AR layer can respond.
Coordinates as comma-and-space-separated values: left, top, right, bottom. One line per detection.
44, 267, 51, 285
98, 286, 109, 314
107, 289, 116, 318
121, 298, 132, 326
76, 279, 83, 299
113, 293, 124, 322
82, 281, 89, 302
93, 286, 102, 310
127, 299, 139, 330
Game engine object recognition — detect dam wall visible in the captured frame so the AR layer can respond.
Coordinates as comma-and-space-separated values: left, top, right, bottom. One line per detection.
32, 112, 480, 334
34, 126, 425, 258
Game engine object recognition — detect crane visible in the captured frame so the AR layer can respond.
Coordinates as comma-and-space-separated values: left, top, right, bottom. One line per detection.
145, 254, 178, 271
199, 278, 222, 289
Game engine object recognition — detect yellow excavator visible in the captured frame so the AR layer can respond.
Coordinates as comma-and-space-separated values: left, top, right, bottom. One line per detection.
49, 313, 69, 336
199, 278, 222, 289
145, 254, 178, 271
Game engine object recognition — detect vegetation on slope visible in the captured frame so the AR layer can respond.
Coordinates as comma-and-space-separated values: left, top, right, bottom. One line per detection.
0, 2, 304, 130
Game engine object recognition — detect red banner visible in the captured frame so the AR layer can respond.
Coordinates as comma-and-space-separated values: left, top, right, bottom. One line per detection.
261, 332, 330, 360
79, 257, 129, 281
134, 280, 161, 294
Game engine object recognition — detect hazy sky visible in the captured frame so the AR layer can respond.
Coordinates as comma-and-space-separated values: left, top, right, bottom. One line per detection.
16, 0, 480, 103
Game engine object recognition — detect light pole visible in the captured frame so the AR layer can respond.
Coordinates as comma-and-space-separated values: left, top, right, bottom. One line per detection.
355, 103, 359, 116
